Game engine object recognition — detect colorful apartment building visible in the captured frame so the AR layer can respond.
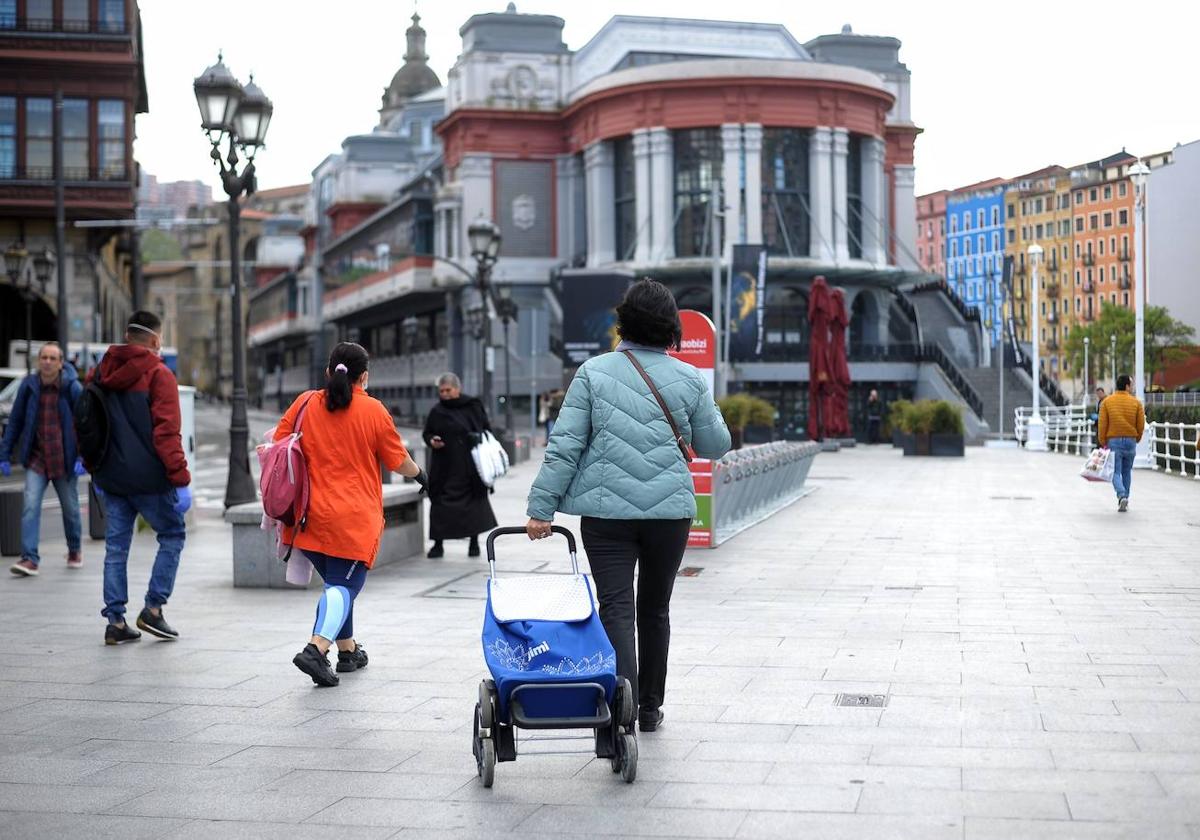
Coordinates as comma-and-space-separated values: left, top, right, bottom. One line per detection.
945, 179, 1006, 343
916, 190, 947, 275
1068, 151, 1138, 329
1004, 166, 1074, 376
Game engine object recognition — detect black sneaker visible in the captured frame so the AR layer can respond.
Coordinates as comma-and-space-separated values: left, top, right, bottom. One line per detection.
638, 708, 664, 732
336, 644, 369, 673
468, 539, 481, 558
136, 607, 179, 640
293, 643, 339, 687
105, 622, 142, 646
427, 542, 444, 559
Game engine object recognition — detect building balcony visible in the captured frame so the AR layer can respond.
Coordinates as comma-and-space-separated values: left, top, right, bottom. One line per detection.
1082, 253, 1095, 266
0, 15, 129, 35
1046, 337, 1060, 351
1047, 311, 1059, 324
1119, 274, 1131, 290
1083, 310, 1095, 322
1046, 282, 1060, 297
0, 164, 135, 214
1119, 247, 1131, 262
1082, 281, 1095, 294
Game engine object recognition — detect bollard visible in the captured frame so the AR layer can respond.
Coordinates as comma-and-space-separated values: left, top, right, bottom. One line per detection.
0, 485, 22, 556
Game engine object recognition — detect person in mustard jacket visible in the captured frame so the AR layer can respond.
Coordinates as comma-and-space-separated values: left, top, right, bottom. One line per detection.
275, 342, 427, 687
1098, 373, 1146, 513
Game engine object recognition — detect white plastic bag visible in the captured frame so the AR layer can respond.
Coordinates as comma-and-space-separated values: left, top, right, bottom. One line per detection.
1080, 447, 1114, 483
285, 550, 314, 586
471, 430, 510, 487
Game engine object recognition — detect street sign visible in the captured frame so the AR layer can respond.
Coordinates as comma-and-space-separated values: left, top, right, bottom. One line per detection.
669, 310, 717, 549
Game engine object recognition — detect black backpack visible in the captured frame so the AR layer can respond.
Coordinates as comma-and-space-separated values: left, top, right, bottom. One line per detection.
74, 378, 111, 469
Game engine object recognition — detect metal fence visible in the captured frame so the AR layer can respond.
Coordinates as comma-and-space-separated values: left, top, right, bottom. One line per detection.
1013, 404, 1200, 479
1013, 404, 1095, 455
711, 441, 820, 547
1148, 422, 1200, 479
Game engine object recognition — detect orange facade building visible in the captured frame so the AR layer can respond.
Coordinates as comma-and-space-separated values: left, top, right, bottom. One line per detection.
916, 190, 947, 275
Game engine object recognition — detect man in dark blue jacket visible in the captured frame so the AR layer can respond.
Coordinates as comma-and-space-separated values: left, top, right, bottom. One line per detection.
0, 342, 86, 577
88, 311, 192, 645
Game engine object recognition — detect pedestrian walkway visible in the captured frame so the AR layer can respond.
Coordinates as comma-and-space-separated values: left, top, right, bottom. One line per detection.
1, 445, 1199, 839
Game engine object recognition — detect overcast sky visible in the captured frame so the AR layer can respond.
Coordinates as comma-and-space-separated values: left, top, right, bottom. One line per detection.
134, 0, 1197, 199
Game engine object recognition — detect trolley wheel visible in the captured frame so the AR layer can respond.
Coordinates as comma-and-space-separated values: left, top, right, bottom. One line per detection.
619, 732, 638, 783
478, 680, 496, 730
480, 738, 496, 787
614, 678, 634, 729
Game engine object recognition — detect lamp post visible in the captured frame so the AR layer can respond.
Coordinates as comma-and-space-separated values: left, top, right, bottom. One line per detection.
494, 288, 519, 432
193, 53, 274, 508
1110, 333, 1116, 389
1083, 335, 1090, 409
1026, 242, 1047, 451
466, 217, 501, 418
5, 244, 54, 373
402, 315, 419, 423
1128, 161, 1153, 469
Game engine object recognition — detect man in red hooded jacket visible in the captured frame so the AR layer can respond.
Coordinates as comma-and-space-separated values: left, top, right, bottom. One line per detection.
89, 311, 192, 645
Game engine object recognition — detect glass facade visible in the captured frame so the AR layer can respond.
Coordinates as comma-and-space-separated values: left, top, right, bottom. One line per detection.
673, 128, 721, 257
760, 129, 810, 257
846, 134, 863, 259
98, 99, 125, 179
0, 97, 13, 178
613, 136, 635, 260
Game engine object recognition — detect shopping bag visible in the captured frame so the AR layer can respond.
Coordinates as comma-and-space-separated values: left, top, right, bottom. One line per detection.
471, 430, 510, 487
1080, 447, 1114, 482
284, 549, 314, 586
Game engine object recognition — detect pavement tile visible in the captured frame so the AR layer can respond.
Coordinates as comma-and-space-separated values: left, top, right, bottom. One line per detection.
515, 803, 747, 837
965, 817, 1194, 839
213, 745, 415, 772
964, 768, 1164, 796
306, 797, 536, 830
115, 789, 343, 822
50, 738, 249, 766
649, 781, 861, 812
0, 812, 188, 840
766, 762, 961, 789
75, 761, 291, 791
868, 746, 1055, 769
0, 780, 144, 813
163, 822, 395, 840
735, 812, 964, 839
266, 768, 471, 800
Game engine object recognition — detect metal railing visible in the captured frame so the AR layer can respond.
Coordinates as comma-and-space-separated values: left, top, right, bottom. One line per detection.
1016, 356, 1069, 406
711, 441, 820, 547
1147, 392, 1200, 407
1013, 404, 1095, 454
1149, 423, 1200, 479
917, 342, 985, 419
1011, 407, 1200, 480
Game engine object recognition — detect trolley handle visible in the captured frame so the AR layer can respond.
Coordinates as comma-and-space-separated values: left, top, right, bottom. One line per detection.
486, 525, 578, 578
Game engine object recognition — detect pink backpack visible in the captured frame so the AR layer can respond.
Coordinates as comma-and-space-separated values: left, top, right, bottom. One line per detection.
257, 393, 317, 557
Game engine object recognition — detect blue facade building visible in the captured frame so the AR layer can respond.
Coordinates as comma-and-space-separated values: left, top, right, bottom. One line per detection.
945, 184, 1006, 344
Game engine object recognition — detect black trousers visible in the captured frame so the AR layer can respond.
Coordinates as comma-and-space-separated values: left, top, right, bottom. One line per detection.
581, 516, 692, 717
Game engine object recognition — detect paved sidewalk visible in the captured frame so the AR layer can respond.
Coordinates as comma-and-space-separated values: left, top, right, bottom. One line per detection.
1, 445, 1199, 839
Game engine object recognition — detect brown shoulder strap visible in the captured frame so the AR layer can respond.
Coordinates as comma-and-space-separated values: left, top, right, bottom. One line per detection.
622, 350, 692, 463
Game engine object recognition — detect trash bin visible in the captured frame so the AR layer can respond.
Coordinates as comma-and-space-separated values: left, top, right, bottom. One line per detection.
88, 480, 106, 540
0, 485, 22, 557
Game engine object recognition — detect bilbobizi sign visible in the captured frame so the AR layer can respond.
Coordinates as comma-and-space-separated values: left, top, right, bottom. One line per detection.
669, 310, 716, 549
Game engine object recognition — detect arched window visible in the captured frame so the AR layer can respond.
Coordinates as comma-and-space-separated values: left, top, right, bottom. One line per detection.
673, 129, 722, 257
761, 129, 810, 257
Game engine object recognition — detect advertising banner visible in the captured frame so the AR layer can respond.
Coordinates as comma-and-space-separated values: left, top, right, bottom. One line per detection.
560, 271, 632, 365
669, 309, 717, 549
728, 244, 767, 361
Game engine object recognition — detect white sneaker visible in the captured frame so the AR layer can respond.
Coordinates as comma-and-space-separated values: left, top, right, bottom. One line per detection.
1118, 497, 1128, 513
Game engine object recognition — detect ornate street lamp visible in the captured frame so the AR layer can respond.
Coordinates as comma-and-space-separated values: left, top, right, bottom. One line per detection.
1127, 160, 1153, 469
465, 217, 501, 419
494, 287, 519, 432
1026, 242, 1047, 451
193, 53, 274, 508
5, 243, 53, 374
402, 315, 420, 422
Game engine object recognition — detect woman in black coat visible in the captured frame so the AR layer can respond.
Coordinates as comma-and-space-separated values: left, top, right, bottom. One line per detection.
422, 373, 497, 558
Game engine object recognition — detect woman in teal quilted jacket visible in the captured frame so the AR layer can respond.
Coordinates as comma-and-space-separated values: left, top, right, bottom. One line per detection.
526, 279, 731, 732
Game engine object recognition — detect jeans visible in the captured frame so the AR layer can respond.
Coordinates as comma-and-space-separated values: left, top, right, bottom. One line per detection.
581, 516, 692, 718
21, 469, 81, 566
1108, 437, 1137, 500
101, 490, 187, 624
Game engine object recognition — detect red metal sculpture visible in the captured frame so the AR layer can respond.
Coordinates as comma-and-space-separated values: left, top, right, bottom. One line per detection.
807, 277, 832, 441
827, 288, 852, 438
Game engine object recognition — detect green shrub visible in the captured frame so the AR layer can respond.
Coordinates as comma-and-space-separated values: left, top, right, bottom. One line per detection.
887, 399, 912, 435
718, 394, 776, 430
929, 400, 965, 435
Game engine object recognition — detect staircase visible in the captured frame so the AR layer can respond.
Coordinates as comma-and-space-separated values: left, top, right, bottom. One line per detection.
908, 284, 981, 371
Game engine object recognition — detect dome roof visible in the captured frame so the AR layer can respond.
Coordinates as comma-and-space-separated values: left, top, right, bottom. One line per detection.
382, 13, 441, 111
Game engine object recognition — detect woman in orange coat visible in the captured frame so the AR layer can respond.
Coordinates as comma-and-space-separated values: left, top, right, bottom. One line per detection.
275, 342, 427, 687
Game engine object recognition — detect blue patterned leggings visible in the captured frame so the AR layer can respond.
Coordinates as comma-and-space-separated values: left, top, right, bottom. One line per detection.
302, 551, 368, 642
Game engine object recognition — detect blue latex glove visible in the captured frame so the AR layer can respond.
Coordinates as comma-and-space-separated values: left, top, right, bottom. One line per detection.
74, 458, 86, 477
173, 486, 192, 515
0, 461, 10, 477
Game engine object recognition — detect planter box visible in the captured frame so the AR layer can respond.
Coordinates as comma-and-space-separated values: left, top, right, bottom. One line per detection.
892, 429, 904, 449
902, 432, 931, 456
899, 432, 916, 456
743, 424, 775, 445
930, 433, 965, 457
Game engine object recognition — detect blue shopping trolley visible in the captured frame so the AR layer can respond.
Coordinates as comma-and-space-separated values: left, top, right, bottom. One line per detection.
473, 526, 637, 787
